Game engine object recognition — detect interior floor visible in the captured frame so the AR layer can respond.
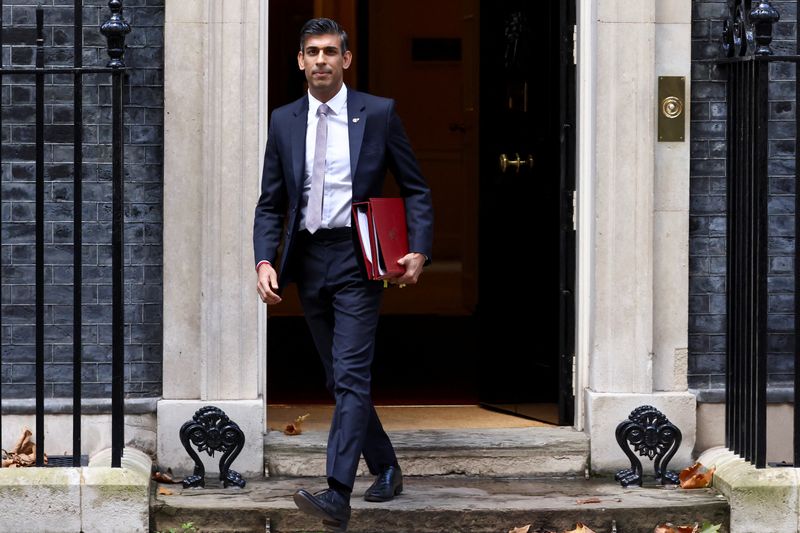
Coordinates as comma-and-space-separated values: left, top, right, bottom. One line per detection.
267, 404, 556, 432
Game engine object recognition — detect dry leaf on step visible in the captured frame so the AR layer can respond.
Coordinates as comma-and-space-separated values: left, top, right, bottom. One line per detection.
152, 470, 182, 484
283, 413, 310, 436
158, 486, 174, 496
508, 525, 530, 533
575, 497, 602, 504
678, 463, 701, 483
565, 523, 597, 533
679, 462, 715, 489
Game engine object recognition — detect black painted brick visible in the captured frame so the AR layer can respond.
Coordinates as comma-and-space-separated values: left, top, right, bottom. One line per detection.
691, 0, 799, 394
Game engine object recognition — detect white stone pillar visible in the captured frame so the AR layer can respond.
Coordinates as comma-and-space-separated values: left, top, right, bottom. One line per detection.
582, 0, 696, 472
652, 0, 691, 393
157, 0, 266, 478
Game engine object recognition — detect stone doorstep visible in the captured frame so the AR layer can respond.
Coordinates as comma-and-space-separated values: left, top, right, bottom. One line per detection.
697, 446, 800, 533
151, 475, 730, 533
0, 447, 152, 533
264, 427, 591, 478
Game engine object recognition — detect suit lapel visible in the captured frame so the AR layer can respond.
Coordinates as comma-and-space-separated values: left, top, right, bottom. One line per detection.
348, 90, 366, 180
291, 95, 309, 193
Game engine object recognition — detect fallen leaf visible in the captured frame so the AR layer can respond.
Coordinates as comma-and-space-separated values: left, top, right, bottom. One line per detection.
12, 428, 32, 454
679, 463, 701, 483
152, 470, 182, 484
2, 427, 47, 466
508, 525, 530, 533
698, 523, 721, 533
158, 486, 174, 496
565, 523, 596, 533
679, 462, 715, 489
283, 413, 310, 436
575, 497, 602, 504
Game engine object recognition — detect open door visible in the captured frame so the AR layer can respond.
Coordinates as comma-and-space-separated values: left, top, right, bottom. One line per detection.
557, 0, 577, 427
477, 0, 575, 426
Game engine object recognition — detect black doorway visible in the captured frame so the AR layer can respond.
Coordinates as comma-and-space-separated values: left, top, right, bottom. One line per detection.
265, 0, 576, 426
476, 0, 576, 426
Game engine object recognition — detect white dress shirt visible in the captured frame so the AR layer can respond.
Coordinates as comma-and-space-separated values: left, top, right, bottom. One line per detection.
299, 85, 352, 232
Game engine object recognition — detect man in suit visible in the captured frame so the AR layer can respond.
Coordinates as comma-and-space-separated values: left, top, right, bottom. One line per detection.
253, 18, 433, 531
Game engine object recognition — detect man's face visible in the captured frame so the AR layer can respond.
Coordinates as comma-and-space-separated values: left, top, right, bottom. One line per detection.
298, 33, 352, 98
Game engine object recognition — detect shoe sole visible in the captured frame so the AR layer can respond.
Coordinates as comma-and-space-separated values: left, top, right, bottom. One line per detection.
364, 483, 403, 502
293, 491, 349, 531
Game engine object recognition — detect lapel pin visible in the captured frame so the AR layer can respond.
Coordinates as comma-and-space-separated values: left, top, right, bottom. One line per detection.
352, 117, 360, 123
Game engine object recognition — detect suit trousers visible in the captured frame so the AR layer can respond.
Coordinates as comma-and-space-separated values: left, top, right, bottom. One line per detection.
294, 227, 399, 490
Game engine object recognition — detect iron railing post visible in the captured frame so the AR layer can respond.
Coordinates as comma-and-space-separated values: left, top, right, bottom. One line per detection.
795, 0, 800, 467
754, 57, 769, 468
100, 0, 130, 468
34, 5, 45, 468
72, 0, 84, 468
0, 0, 5, 464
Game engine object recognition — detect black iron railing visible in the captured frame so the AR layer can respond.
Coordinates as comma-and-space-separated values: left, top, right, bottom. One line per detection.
718, 0, 798, 468
0, 1, 131, 468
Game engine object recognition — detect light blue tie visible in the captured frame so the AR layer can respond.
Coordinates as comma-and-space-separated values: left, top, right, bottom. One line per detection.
306, 103, 330, 234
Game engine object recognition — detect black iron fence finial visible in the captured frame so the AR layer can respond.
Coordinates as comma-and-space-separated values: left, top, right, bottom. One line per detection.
750, 0, 780, 56
722, 0, 781, 57
100, 0, 131, 69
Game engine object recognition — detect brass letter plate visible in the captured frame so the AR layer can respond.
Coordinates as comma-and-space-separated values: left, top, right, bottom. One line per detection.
658, 76, 685, 142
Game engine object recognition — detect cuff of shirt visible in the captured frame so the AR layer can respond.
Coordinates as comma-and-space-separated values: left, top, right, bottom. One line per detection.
256, 260, 272, 272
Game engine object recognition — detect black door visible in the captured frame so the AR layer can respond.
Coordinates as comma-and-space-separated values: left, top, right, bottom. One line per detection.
477, 0, 576, 425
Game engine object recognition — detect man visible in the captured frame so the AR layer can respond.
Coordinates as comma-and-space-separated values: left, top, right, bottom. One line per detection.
253, 18, 433, 532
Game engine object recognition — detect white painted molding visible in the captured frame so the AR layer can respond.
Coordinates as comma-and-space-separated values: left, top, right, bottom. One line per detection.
258, 0, 269, 432
575, 0, 597, 431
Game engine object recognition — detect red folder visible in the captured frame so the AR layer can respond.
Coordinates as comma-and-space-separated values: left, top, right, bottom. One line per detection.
352, 198, 408, 280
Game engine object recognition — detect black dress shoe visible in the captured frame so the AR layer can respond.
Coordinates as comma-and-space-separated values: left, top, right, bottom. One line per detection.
364, 465, 403, 502
293, 487, 351, 531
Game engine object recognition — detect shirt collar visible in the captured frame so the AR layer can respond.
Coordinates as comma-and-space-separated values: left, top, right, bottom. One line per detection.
308, 84, 348, 116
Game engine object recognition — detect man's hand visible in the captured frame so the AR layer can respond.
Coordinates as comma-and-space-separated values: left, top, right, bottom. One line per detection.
256, 263, 282, 304
391, 253, 426, 285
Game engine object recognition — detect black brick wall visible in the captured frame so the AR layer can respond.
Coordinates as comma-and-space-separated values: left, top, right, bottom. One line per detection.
0, 0, 163, 398
691, 0, 797, 396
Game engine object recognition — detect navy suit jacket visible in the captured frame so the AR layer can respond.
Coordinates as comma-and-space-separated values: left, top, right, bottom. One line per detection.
253, 88, 434, 291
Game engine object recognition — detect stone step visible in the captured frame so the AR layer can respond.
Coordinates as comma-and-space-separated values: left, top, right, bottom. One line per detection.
151, 476, 730, 533
264, 427, 590, 478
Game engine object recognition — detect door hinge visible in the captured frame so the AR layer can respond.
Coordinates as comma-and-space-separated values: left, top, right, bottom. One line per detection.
572, 24, 577, 65
571, 352, 577, 397
571, 190, 577, 231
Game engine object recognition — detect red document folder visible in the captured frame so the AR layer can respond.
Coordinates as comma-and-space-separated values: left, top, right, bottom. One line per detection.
352, 198, 409, 280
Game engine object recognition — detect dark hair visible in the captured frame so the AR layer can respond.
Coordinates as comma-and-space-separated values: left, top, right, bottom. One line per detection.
299, 18, 349, 53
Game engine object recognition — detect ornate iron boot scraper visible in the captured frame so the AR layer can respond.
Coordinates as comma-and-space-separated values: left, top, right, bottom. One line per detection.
179, 406, 246, 488
614, 405, 682, 487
